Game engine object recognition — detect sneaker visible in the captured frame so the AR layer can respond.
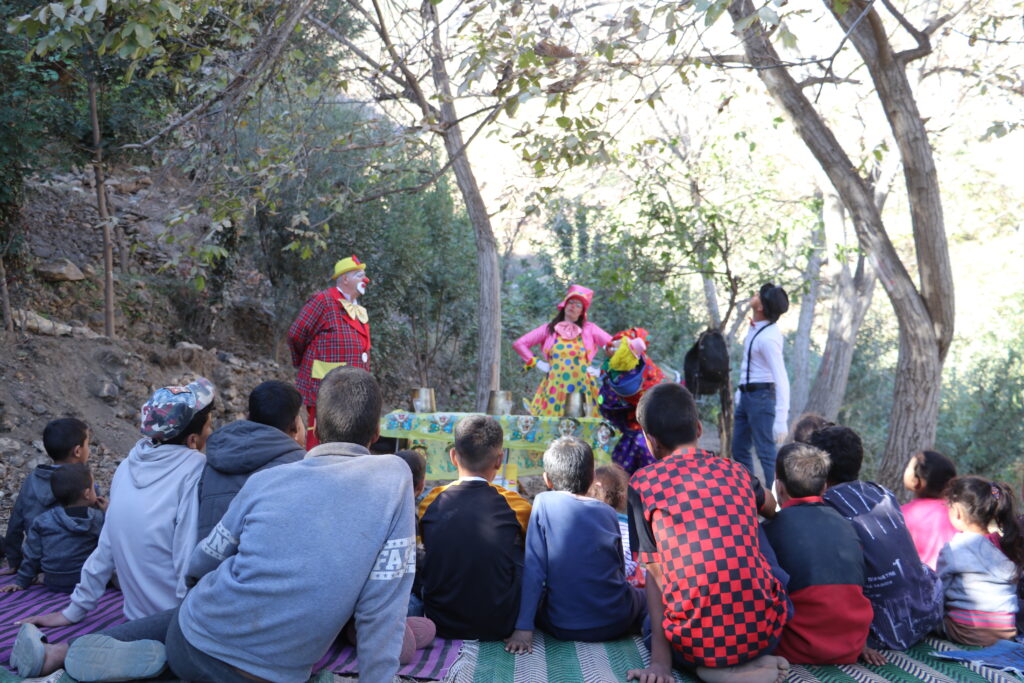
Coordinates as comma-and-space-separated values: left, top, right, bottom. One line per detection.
10, 623, 46, 678
64, 634, 166, 682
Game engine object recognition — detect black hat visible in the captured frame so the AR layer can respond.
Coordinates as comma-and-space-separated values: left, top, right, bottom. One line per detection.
759, 283, 789, 322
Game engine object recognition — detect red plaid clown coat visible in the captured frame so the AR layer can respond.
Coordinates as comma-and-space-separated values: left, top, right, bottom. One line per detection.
288, 288, 371, 406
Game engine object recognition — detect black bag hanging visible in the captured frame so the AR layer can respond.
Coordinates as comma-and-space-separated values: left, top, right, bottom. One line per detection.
683, 328, 729, 395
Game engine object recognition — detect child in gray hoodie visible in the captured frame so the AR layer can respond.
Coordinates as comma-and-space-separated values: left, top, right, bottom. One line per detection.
2, 464, 105, 593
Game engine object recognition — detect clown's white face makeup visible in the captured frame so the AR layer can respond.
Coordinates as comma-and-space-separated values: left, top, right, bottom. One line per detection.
564, 298, 584, 323
337, 270, 366, 300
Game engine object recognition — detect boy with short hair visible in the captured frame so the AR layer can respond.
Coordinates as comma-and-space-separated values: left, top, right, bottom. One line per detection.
811, 426, 942, 662
764, 442, 872, 664
19, 378, 216, 627
4, 418, 92, 572
196, 380, 306, 539
505, 438, 645, 654
418, 415, 531, 640
2, 464, 105, 594
627, 383, 789, 683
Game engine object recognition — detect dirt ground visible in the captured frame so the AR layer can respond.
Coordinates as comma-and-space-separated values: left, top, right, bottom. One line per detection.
0, 334, 292, 529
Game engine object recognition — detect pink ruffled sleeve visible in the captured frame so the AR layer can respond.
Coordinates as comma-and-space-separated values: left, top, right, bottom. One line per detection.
583, 323, 613, 362
513, 324, 550, 363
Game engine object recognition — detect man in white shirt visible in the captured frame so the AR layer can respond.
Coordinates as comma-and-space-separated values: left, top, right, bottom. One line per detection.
732, 283, 790, 487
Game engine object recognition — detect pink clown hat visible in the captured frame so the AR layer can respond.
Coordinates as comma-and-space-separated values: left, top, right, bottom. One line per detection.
557, 284, 594, 312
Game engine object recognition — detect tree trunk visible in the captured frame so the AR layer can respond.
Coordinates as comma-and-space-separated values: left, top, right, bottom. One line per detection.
728, 0, 952, 490
689, 179, 731, 454
832, 2, 954, 362
803, 152, 898, 420
88, 77, 115, 338
0, 250, 12, 334
790, 192, 825, 417
805, 251, 877, 421
425, 4, 501, 411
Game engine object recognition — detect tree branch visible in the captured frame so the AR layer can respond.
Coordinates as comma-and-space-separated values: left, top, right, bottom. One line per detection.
798, 74, 861, 88
305, 13, 411, 96
877, 0, 933, 63
121, 0, 316, 150
366, 0, 435, 118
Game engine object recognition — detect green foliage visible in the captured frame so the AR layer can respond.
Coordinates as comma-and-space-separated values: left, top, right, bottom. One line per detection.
829, 295, 1024, 483
165, 78, 481, 406
936, 298, 1024, 483
836, 309, 897, 476
501, 196, 703, 402
11, 0, 232, 85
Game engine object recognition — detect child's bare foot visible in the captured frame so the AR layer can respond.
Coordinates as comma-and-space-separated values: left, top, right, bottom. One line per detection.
697, 655, 789, 683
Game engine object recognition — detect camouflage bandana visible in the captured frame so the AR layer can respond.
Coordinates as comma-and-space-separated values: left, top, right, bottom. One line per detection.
140, 377, 215, 441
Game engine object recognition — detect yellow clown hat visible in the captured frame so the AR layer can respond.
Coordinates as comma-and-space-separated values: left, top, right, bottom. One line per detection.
330, 255, 366, 280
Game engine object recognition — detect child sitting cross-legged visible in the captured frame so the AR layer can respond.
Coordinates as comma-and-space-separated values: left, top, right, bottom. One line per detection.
811, 425, 942, 664
902, 450, 958, 570
505, 438, 646, 653
1, 464, 105, 594
938, 476, 1024, 646
763, 443, 872, 664
626, 383, 789, 683
418, 415, 532, 640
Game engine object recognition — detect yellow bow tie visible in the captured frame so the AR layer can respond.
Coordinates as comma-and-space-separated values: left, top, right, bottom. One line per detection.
340, 299, 368, 324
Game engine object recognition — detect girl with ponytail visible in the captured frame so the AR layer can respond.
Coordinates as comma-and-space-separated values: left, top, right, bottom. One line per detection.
938, 476, 1024, 646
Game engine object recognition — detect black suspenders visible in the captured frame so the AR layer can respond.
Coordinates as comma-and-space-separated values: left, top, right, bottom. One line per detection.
745, 322, 774, 387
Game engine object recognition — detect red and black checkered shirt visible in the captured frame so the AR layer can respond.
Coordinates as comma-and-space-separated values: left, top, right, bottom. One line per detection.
629, 448, 788, 668
287, 289, 371, 406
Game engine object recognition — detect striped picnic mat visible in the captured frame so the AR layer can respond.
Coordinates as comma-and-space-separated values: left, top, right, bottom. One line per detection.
443, 632, 1024, 682
0, 575, 461, 681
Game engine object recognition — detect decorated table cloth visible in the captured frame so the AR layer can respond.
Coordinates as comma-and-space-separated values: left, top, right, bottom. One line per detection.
381, 412, 618, 479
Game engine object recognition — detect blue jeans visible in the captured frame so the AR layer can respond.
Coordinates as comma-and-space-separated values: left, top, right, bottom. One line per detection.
732, 388, 777, 487
79, 607, 260, 682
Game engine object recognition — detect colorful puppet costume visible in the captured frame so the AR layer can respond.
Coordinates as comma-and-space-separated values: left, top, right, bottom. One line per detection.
598, 328, 668, 473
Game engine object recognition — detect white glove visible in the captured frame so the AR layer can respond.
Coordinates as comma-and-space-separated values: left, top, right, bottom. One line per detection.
734, 389, 741, 408
773, 418, 788, 444
535, 360, 551, 373
585, 366, 601, 378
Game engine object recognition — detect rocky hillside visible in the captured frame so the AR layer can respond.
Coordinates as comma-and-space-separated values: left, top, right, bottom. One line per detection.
0, 168, 291, 529
0, 335, 290, 527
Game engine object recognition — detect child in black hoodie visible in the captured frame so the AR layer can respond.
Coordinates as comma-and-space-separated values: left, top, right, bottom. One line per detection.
195, 381, 306, 540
